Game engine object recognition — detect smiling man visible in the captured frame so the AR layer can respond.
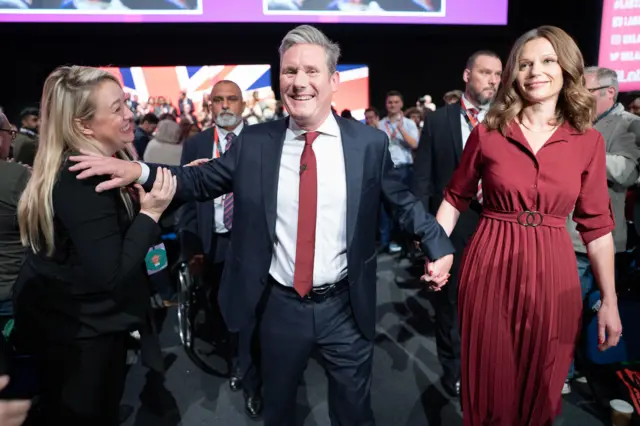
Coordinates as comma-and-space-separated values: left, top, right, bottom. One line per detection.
68, 24, 454, 426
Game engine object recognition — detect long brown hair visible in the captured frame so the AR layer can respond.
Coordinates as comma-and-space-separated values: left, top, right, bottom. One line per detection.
485, 26, 595, 134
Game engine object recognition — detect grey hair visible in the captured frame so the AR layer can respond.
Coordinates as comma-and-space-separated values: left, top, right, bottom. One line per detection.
585, 66, 619, 101
278, 25, 341, 75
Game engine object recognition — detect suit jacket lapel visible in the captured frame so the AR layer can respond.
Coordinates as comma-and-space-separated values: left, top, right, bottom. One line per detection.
449, 103, 464, 162
337, 116, 363, 250
263, 119, 288, 244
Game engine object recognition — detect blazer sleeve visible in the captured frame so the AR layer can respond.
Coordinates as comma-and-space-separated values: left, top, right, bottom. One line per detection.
143, 131, 239, 203
54, 169, 161, 293
177, 136, 204, 258
412, 114, 434, 212
380, 133, 455, 260
573, 133, 616, 245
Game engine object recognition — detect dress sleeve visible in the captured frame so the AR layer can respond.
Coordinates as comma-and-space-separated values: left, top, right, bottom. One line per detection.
443, 125, 483, 212
573, 133, 616, 245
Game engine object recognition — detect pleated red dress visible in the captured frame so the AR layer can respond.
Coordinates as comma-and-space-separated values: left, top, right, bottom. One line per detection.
444, 121, 615, 426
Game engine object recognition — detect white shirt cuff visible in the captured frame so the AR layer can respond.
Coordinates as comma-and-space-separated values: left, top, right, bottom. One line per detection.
136, 162, 150, 185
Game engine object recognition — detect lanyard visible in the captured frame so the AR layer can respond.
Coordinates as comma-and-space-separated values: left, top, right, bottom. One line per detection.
595, 103, 618, 124
213, 127, 224, 159
460, 98, 480, 132
384, 119, 399, 140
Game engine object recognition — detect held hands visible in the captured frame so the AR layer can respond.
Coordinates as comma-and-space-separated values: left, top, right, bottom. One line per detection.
136, 168, 177, 222
68, 149, 142, 192
421, 254, 454, 291
183, 158, 210, 167
597, 299, 623, 351
0, 376, 30, 426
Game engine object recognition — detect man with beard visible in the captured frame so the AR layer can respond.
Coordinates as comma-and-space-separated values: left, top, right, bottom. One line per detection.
178, 80, 263, 418
412, 50, 502, 398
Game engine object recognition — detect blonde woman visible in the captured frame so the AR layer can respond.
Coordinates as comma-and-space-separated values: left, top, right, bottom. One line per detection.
14, 66, 176, 425
425, 26, 622, 425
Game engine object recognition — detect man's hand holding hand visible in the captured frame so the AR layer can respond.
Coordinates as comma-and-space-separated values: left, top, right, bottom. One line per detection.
0, 376, 30, 426
69, 150, 142, 192
421, 254, 454, 291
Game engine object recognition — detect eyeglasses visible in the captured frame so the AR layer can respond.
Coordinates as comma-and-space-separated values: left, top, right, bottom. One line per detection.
0, 129, 17, 140
587, 85, 611, 93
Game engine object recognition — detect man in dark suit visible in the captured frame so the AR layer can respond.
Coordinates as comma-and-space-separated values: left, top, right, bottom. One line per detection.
69, 25, 454, 426
412, 50, 502, 398
179, 80, 262, 417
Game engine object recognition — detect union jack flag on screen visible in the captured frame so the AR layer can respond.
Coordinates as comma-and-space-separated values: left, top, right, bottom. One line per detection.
100, 63, 369, 120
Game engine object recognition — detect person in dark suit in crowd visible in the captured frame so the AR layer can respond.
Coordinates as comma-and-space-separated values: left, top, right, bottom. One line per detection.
179, 79, 263, 417
412, 50, 502, 397
68, 25, 454, 426
13, 66, 176, 425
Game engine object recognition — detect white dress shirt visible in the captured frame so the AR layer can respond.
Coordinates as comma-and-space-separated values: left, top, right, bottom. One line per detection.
269, 114, 348, 287
460, 94, 490, 147
211, 122, 244, 234
136, 115, 349, 287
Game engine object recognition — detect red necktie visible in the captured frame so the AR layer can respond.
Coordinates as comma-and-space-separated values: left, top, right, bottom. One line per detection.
293, 131, 320, 297
465, 107, 484, 204
223, 132, 236, 229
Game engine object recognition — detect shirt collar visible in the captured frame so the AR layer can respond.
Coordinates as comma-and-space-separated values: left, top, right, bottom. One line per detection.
289, 113, 340, 138
216, 121, 244, 139
461, 94, 490, 113
595, 103, 622, 124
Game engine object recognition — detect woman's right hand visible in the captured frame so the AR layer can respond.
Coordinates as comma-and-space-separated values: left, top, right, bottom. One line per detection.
136, 167, 177, 222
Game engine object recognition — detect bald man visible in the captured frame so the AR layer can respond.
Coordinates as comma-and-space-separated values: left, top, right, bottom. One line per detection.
178, 81, 263, 418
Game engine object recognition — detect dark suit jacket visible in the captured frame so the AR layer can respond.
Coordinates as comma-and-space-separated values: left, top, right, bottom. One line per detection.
412, 102, 480, 248
144, 116, 454, 340
178, 127, 230, 263
14, 159, 162, 371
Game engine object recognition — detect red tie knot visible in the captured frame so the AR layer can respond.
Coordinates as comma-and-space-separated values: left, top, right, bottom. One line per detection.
304, 131, 320, 146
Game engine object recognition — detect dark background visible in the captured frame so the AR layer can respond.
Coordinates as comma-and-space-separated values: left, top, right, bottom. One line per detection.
0, 0, 604, 119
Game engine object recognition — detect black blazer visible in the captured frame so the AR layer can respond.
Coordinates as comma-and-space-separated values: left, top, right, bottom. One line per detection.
14, 159, 160, 347
178, 127, 230, 263
412, 102, 480, 246
144, 115, 454, 340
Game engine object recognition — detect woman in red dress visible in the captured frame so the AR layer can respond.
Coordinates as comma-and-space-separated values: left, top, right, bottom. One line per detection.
425, 26, 623, 425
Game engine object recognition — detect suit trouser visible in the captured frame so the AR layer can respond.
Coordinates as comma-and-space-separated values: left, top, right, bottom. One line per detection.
260, 278, 374, 426
204, 259, 261, 396
431, 206, 480, 382
30, 332, 128, 426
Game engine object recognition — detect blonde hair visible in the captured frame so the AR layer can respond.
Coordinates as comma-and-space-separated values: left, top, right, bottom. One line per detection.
485, 26, 596, 134
18, 66, 136, 256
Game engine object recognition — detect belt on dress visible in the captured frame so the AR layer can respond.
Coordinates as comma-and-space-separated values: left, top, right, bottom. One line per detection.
481, 208, 566, 228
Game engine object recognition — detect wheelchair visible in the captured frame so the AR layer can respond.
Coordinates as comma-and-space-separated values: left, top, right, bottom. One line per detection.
176, 261, 195, 350
174, 258, 230, 378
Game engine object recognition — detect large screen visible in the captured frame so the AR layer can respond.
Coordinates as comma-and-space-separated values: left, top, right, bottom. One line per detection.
0, 0, 507, 24
598, 0, 640, 92
99, 63, 369, 120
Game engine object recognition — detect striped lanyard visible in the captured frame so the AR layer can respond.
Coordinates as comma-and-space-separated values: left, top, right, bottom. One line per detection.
213, 127, 224, 158
460, 98, 480, 132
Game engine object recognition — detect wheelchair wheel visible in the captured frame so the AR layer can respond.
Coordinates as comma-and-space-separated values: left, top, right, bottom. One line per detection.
177, 264, 195, 349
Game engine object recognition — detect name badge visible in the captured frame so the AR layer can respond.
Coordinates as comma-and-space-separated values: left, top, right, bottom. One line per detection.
145, 243, 168, 275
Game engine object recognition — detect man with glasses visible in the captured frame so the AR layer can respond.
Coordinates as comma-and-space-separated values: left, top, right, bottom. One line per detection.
0, 112, 30, 322
563, 66, 640, 394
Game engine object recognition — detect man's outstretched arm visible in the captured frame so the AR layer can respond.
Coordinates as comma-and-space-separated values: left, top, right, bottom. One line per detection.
69, 133, 243, 202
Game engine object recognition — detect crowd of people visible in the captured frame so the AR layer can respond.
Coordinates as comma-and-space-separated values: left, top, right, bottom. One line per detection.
0, 21, 637, 426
